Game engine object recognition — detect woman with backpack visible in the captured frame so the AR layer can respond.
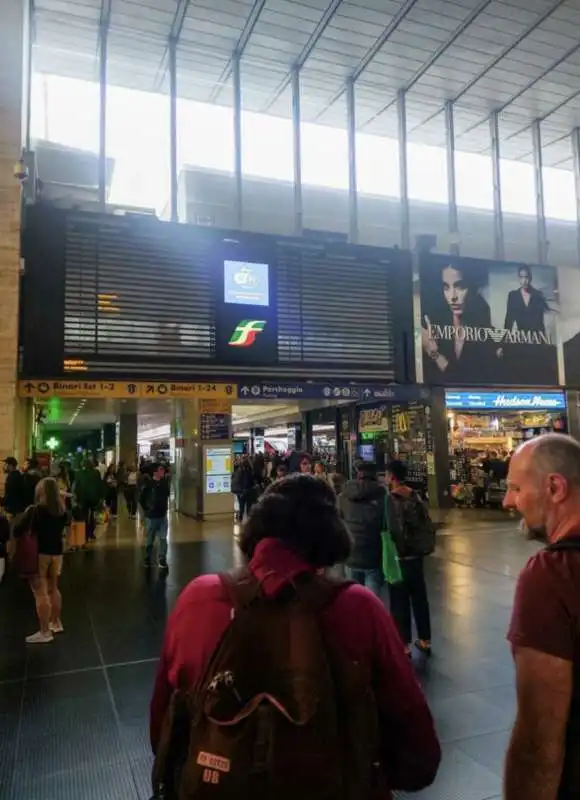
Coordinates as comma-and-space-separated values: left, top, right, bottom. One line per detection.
150, 474, 440, 799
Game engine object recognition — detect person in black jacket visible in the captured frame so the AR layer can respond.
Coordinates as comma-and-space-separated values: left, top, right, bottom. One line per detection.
0, 512, 9, 583
386, 460, 433, 658
231, 456, 256, 522
141, 463, 170, 570
338, 461, 386, 597
3, 457, 25, 516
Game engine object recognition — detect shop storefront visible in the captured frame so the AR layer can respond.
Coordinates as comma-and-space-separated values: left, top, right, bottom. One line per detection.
357, 398, 433, 496
445, 389, 567, 506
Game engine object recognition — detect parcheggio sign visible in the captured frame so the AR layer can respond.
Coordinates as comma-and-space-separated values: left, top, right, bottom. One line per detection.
445, 391, 567, 411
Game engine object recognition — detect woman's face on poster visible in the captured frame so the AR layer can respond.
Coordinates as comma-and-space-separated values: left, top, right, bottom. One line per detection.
442, 266, 468, 317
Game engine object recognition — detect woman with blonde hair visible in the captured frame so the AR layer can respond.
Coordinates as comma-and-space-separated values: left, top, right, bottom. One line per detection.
15, 477, 68, 644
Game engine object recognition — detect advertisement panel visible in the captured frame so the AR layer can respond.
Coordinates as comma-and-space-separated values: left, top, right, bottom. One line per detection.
420, 254, 559, 386
558, 266, 580, 386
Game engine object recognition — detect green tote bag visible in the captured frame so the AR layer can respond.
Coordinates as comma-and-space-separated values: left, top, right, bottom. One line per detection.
381, 491, 403, 585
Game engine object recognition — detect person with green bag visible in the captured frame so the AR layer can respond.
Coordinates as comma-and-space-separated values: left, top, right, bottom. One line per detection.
338, 461, 386, 597
381, 489, 403, 585
385, 459, 435, 658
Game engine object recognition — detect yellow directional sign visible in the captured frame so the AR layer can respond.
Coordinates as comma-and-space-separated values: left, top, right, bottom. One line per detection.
18, 380, 238, 400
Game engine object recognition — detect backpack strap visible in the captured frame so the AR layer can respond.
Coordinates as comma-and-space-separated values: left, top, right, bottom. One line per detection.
547, 537, 580, 552
220, 567, 352, 613
219, 566, 263, 612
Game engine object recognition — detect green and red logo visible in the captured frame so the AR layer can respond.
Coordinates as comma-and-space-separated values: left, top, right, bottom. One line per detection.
228, 320, 267, 347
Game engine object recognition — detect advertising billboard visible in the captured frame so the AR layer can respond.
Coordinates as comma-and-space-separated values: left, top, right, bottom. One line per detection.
558, 266, 580, 387
420, 254, 559, 386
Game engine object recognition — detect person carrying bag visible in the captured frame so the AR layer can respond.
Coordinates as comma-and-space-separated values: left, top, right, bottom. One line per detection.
381, 490, 403, 586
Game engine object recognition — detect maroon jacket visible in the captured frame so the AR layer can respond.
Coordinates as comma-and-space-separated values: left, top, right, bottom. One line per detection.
150, 538, 441, 796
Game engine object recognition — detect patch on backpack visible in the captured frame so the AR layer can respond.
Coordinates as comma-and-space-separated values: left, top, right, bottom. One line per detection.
197, 752, 231, 773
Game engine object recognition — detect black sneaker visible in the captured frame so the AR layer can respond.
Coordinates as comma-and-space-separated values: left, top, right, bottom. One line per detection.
159, 560, 169, 571
143, 559, 153, 569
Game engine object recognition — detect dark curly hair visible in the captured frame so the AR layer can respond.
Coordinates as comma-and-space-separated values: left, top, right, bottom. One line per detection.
239, 474, 352, 568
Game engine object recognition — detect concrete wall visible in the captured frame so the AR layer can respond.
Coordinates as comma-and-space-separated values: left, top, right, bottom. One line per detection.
179, 166, 579, 268
0, 0, 24, 464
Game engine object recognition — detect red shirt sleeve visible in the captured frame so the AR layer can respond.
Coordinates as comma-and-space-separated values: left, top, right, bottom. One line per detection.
367, 593, 441, 791
508, 551, 576, 661
329, 586, 440, 791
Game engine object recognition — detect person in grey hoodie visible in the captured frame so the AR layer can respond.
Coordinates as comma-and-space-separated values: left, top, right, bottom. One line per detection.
338, 461, 386, 596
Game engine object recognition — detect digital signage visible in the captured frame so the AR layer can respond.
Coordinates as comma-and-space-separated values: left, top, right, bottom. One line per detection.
224, 260, 270, 307
445, 391, 567, 411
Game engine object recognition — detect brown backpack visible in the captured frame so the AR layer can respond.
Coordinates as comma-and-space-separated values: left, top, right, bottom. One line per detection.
152, 567, 383, 800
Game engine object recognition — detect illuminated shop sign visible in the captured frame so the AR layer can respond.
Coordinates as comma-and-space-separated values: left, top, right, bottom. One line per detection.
445, 391, 566, 411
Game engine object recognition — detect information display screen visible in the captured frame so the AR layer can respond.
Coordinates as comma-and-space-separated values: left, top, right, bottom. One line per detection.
206, 474, 232, 494
224, 260, 270, 307
206, 446, 232, 476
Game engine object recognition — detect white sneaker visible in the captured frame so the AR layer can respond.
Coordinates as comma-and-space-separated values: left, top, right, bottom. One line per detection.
26, 631, 54, 644
50, 620, 64, 634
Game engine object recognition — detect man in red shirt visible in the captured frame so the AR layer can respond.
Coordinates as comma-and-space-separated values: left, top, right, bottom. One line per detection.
504, 434, 580, 800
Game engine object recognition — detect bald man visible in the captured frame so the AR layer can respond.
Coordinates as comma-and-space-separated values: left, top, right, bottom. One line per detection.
503, 434, 580, 800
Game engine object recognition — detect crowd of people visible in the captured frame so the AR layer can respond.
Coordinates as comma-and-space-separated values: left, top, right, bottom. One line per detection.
0, 454, 172, 643
3, 436, 580, 800
232, 451, 433, 658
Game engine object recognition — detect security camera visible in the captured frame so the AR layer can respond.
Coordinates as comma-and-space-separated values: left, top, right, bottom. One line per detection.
13, 159, 28, 183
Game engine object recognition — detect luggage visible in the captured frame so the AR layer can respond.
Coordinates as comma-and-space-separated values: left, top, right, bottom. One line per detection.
69, 520, 86, 549
152, 568, 381, 800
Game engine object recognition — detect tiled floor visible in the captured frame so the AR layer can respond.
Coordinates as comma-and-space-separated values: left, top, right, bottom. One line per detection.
0, 509, 538, 799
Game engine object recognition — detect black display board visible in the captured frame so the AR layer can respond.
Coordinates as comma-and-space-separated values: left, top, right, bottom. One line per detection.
20, 207, 414, 383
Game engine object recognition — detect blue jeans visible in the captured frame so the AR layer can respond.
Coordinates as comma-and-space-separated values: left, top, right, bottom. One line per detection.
345, 567, 383, 597
145, 517, 168, 560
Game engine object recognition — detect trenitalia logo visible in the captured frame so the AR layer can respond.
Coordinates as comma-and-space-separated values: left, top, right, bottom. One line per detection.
228, 320, 266, 347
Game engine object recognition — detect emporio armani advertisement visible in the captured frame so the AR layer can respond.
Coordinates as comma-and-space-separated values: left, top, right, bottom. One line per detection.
215, 249, 278, 365
558, 265, 580, 386
419, 254, 559, 386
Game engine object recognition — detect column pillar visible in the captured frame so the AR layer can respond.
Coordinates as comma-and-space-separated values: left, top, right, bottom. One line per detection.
116, 408, 137, 466
566, 390, 580, 441
0, 0, 25, 479
14, 398, 33, 464
174, 399, 233, 519
489, 110, 505, 261
426, 388, 451, 509
398, 88, 410, 250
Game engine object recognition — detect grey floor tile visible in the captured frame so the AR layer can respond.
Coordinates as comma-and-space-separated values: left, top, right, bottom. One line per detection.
456, 729, 511, 777
9, 758, 138, 800
428, 692, 514, 744
394, 744, 501, 799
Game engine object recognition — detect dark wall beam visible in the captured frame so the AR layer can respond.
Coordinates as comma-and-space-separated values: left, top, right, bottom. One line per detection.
261, 0, 344, 113
359, 0, 493, 131
407, 0, 568, 136
209, 0, 267, 104
310, 0, 419, 123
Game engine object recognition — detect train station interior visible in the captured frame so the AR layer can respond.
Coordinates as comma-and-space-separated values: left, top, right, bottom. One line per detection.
3, 0, 580, 798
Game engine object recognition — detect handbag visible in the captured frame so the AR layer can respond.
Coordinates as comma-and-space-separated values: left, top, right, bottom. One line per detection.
13, 506, 39, 578
381, 492, 403, 585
